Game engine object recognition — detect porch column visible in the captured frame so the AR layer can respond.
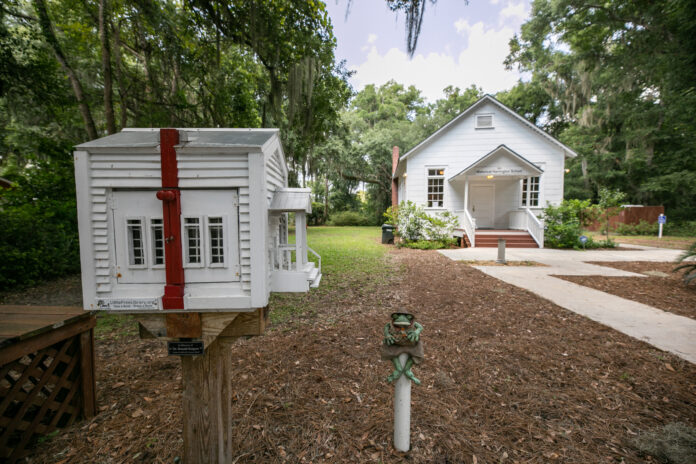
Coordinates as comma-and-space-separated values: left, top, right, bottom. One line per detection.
463, 178, 469, 212
295, 212, 307, 271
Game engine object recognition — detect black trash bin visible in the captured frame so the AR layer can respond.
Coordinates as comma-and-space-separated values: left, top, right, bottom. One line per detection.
381, 224, 395, 244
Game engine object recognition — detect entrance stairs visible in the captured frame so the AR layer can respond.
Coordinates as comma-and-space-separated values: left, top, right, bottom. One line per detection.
474, 230, 538, 248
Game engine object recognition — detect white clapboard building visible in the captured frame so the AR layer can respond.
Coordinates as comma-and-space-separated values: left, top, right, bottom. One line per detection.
392, 95, 578, 248
74, 128, 321, 313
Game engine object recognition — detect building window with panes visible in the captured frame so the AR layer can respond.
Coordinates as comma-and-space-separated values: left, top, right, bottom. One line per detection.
427, 168, 445, 208
521, 176, 540, 207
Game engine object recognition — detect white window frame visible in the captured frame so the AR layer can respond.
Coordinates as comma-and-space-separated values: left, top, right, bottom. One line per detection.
206, 215, 228, 269
149, 218, 165, 269
475, 113, 494, 129
521, 176, 541, 208
426, 167, 446, 208
183, 216, 205, 268
125, 216, 147, 269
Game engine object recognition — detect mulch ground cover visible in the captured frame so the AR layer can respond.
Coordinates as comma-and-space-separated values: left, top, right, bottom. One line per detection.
556, 261, 696, 320
8, 250, 696, 463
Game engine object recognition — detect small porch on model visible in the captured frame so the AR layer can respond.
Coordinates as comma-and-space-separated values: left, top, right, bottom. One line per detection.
448, 145, 544, 248
268, 188, 322, 291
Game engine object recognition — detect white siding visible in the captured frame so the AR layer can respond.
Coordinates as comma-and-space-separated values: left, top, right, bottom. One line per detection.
405, 101, 566, 218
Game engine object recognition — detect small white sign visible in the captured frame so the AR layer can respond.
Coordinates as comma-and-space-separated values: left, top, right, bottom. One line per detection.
95, 298, 160, 310
475, 167, 525, 176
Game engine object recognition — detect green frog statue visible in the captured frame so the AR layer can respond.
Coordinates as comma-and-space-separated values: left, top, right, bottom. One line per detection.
381, 312, 424, 385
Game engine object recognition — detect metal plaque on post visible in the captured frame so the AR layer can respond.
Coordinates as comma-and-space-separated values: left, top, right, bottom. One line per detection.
168, 340, 204, 356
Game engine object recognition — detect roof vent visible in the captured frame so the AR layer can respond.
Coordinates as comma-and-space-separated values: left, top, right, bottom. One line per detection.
476, 114, 494, 129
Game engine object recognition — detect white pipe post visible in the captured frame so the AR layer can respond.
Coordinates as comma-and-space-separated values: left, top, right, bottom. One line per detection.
393, 353, 411, 452
497, 238, 506, 264
658, 222, 663, 239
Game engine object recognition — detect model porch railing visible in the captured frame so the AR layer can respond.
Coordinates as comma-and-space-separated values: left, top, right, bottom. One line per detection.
455, 209, 476, 247
525, 208, 544, 248
273, 244, 321, 275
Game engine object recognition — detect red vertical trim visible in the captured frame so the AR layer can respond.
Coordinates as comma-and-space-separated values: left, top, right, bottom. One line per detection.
158, 129, 185, 310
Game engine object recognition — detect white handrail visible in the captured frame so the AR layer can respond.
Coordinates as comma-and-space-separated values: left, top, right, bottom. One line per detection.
307, 247, 321, 275
525, 208, 544, 248
455, 209, 476, 247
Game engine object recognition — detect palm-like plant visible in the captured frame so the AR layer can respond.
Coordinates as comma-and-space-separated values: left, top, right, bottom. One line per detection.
674, 241, 696, 285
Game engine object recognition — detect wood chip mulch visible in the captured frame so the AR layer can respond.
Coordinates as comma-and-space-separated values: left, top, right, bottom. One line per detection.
556, 261, 696, 320
17, 250, 696, 463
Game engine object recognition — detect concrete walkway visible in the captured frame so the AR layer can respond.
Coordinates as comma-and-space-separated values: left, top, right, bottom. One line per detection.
439, 245, 696, 364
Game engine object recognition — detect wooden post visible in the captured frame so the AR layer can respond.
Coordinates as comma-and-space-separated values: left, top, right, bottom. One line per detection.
79, 328, 97, 418
181, 337, 238, 463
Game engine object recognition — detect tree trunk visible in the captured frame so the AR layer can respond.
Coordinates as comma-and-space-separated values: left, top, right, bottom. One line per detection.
33, 0, 98, 140
112, 21, 128, 129
99, 0, 116, 134
324, 175, 329, 224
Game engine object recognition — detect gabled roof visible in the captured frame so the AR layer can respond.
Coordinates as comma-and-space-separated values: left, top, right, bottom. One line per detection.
399, 94, 578, 165
269, 188, 312, 213
449, 145, 543, 182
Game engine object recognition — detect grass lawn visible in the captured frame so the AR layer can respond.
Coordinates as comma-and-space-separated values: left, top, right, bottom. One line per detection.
270, 226, 394, 323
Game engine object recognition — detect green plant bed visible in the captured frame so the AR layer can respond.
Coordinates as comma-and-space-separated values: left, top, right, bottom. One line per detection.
398, 238, 457, 250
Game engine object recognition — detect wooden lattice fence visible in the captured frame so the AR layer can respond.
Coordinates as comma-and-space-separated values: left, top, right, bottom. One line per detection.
0, 309, 96, 463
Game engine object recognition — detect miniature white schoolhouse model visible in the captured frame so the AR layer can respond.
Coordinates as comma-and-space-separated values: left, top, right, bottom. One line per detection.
391, 95, 578, 248
74, 128, 321, 314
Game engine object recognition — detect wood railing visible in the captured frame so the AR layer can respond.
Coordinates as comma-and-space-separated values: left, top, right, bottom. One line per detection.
525, 208, 544, 248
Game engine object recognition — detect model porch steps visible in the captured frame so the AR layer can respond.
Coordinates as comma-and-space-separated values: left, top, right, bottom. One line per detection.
474, 230, 538, 248
303, 262, 322, 288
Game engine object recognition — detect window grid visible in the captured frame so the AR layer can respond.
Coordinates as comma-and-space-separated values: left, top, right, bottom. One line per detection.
151, 219, 165, 266
184, 217, 202, 265
427, 168, 445, 208
522, 176, 540, 207
208, 217, 225, 265
127, 219, 145, 266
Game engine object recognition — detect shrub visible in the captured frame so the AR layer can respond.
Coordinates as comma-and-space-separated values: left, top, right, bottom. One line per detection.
308, 202, 326, 226
328, 210, 371, 226
616, 220, 659, 236
398, 238, 458, 250
543, 200, 591, 249
385, 201, 459, 243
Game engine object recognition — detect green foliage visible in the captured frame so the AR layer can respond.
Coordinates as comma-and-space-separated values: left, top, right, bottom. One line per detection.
542, 199, 591, 249
674, 241, 696, 286
397, 238, 457, 250
0, 157, 79, 290
308, 202, 326, 226
598, 187, 627, 240
616, 220, 659, 236
388, 201, 458, 243
327, 210, 372, 226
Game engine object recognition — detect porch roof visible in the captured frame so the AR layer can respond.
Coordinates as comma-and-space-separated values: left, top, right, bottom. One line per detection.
269, 188, 312, 213
449, 144, 543, 182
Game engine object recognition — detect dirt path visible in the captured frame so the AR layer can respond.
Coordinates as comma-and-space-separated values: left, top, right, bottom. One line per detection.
25, 249, 696, 463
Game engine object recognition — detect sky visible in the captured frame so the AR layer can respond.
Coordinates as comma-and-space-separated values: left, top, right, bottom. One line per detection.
324, 0, 533, 103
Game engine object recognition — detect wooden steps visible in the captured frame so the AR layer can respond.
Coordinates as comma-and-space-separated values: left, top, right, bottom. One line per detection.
474, 230, 538, 248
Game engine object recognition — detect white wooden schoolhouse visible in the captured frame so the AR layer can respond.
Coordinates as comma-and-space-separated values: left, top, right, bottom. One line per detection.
74, 128, 321, 315
391, 95, 578, 248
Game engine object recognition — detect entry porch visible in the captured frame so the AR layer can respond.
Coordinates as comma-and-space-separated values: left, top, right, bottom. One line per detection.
447, 145, 545, 248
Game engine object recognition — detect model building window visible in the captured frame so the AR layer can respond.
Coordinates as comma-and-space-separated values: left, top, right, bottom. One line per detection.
427, 168, 445, 207
184, 217, 202, 265
521, 176, 540, 207
208, 217, 225, 266
150, 218, 165, 266
126, 218, 146, 267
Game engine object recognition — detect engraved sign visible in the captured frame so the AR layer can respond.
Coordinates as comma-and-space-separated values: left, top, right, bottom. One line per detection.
475, 167, 525, 176
168, 340, 204, 356
95, 298, 160, 310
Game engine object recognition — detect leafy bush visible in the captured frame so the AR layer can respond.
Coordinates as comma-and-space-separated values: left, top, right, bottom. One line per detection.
543, 199, 591, 248
666, 221, 696, 237
308, 202, 326, 226
674, 241, 696, 285
0, 159, 80, 290
398, 238, 458, 250
328, 210, 371, 226
385, 201, 459, 243
616, 220, 659, 236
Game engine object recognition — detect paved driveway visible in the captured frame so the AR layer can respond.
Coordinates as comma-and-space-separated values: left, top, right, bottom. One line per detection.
439, 245, 696, 364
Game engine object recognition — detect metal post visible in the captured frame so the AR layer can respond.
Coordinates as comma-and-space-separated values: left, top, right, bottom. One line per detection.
393, 353, 411, 452
497, 238, 506, 264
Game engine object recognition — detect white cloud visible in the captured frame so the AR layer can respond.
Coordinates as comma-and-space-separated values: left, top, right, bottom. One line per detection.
352, 20, 522, 102
500, 1, 529, 23
367, 33, 378, 44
